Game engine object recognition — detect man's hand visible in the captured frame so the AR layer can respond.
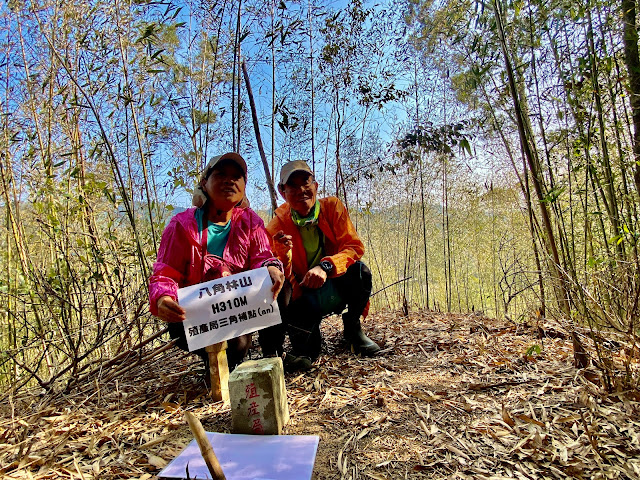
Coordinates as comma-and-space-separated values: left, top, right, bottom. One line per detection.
273, 230, 293, 259
157, 295, 186, 323
267, 265, 285, 300
301, 265, 327, 289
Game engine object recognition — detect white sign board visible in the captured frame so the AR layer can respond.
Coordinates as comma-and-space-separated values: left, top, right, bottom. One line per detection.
178, 267, 281, 352
159, 432, 319, 479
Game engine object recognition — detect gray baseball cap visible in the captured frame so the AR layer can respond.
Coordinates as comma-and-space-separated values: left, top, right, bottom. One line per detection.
192, 152, 248, 207
279, 160, 313, 186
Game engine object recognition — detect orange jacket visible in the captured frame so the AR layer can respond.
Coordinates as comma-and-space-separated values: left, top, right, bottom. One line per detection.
266, 196, 365, 299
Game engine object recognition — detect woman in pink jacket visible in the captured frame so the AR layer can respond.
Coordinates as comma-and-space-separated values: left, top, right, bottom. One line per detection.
149, 152, 284, 371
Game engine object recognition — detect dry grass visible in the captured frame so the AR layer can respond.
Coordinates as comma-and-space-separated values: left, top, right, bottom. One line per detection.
1, 310, 639, 479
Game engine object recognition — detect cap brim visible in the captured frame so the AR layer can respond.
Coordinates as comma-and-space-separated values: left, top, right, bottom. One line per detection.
218, 152, 248, 177
281, 168, 314, 186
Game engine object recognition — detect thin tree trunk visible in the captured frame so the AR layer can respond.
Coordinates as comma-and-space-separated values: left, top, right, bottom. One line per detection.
204, 9, 226, 165
334, 89, 348, 205
364, 204, 392, 309
596, 3, 634, 241
527, 8, 577, 291
586, 5, 623, 257
271, 0, 276, 191
444, 157, 452, 312
242, 60, 278, 212
322, 106, 333, 192
442, 156, 450, 311
237, 41, 242, 152
547, 18, 615, 268
232, 0, 242, 150
414, 57, 430, 310
402, 178, 417, 315
36, 16, 149, 278
308, 0, 316, 172
622, 0, 640, 200
493, 0, 570, 314
115, 0, 158, 254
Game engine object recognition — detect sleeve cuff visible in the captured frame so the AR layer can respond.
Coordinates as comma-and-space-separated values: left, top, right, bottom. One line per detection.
261, 258, 284, 272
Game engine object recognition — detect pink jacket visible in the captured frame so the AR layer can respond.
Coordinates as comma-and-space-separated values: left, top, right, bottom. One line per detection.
149, 207, 281, 317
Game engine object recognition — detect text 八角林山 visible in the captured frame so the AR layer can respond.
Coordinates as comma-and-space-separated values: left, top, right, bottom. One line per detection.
197, 276, 253, 299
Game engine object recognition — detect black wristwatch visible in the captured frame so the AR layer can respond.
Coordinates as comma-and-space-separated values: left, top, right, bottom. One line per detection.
319, 260, 334, 274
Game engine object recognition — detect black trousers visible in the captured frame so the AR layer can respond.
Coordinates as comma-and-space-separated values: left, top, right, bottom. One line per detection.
259, 261, 372, 360
167, 322, 250, 370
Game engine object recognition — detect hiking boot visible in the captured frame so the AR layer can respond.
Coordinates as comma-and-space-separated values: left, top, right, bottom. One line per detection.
283, 354, 313, 373
343, 313, 380, 357
345, 329, 380, 357
261, 347, 283, 359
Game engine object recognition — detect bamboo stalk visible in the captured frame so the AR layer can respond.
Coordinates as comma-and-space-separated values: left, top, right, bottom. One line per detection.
622, 0, 640, 200
492, 0, 570, 315
184, 412, 226, 480
242, 60, 278, 212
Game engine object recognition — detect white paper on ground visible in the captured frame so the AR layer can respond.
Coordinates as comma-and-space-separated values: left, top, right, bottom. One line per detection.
178, 267, 281, 352
158, 432, 319, 480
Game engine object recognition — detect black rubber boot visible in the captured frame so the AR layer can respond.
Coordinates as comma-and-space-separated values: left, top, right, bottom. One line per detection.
283, 354, 313, 372
343, 316, 380, 356
259, 287, 290, 359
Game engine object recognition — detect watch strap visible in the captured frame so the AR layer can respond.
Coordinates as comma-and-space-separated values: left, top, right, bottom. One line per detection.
319, 260, 333, 274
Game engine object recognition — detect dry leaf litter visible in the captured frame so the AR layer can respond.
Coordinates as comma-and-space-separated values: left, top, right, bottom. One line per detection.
1, 311, 639, 479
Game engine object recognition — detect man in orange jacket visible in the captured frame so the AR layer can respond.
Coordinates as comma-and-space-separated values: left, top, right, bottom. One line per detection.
259, 160, 380, 371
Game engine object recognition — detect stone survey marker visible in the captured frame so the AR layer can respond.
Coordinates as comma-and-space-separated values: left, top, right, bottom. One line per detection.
229, 357, 289, 435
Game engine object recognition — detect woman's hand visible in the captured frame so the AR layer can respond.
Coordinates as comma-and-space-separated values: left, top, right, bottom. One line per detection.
273, 230, 293, 260
157, 295, 186, 323
267, 266, 285, 300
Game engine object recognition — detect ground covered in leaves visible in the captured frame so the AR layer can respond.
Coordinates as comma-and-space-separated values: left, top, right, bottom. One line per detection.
1, 311, 639, 479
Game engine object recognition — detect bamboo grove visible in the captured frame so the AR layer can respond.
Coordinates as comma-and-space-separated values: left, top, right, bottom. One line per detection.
1, 0, 639, 394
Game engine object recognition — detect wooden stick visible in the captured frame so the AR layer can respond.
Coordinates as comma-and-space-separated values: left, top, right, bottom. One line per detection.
242, 59, 278, 213
184, 411, 226, 480
206, 341, 229, 402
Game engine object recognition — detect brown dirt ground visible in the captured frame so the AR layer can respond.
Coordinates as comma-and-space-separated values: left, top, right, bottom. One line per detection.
1, 310, 639, 479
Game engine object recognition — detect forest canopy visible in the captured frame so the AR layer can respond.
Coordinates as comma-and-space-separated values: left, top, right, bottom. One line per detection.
1, 0, 639, 394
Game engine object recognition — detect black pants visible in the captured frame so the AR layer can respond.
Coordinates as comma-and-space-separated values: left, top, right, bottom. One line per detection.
167, 322, 250, 371
259, 261, 372, 360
